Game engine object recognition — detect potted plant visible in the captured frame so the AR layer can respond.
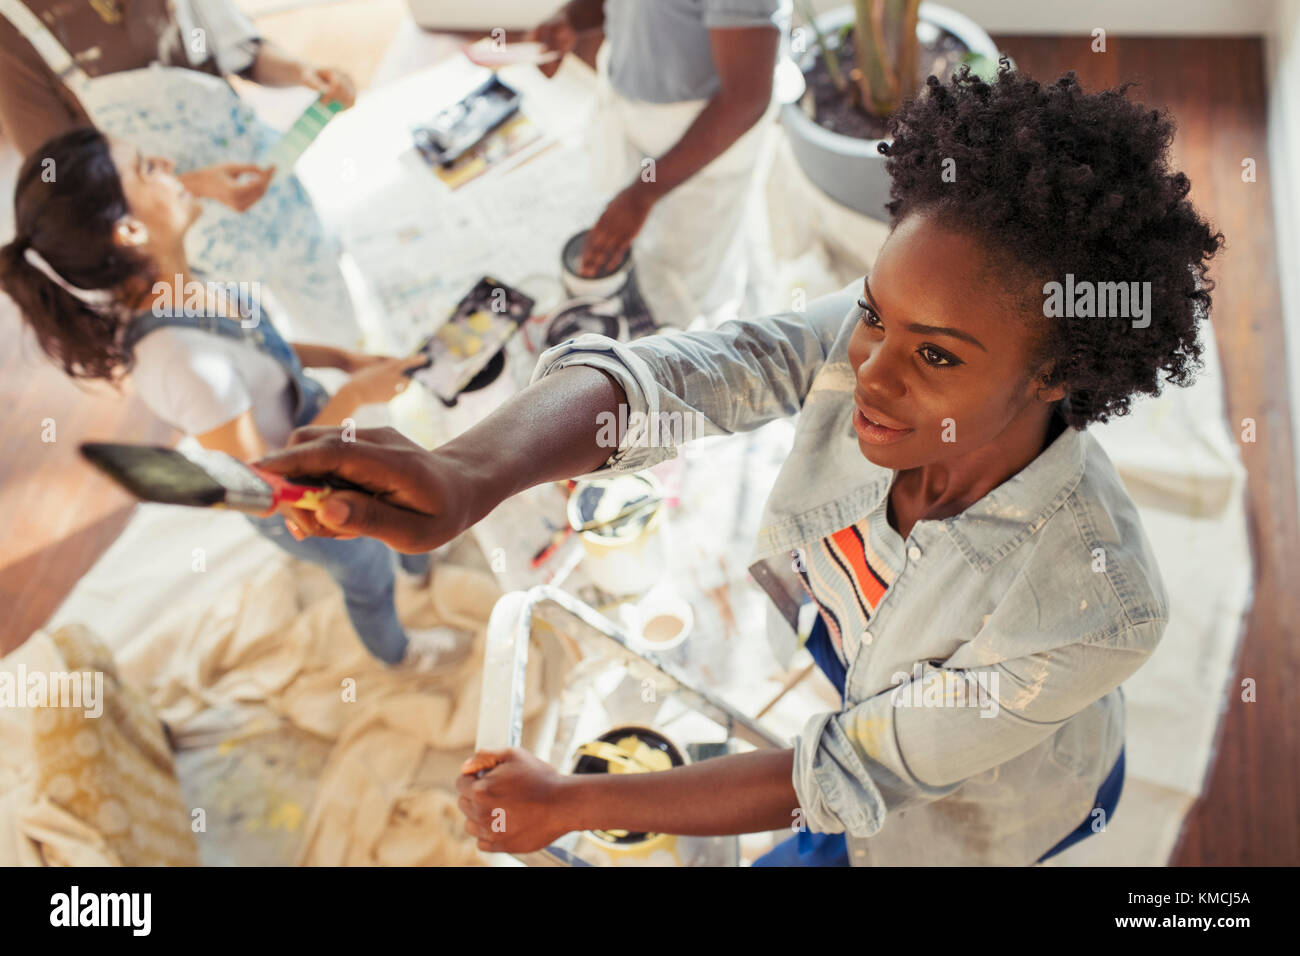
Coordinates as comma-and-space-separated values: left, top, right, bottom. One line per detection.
784, 1, 1003, 220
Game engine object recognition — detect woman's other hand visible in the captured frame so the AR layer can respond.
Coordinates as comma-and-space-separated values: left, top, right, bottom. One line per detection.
528, 10, 576, 78
457, 749, 578, 854
301, 65, 357, 109
180, 163, 273, 212
339, 355, 427, 406
249, 43, 356, 108
579, 182, 656, 278
340, 350, 397, 374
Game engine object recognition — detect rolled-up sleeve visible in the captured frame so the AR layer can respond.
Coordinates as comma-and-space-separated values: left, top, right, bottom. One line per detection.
792, 620, 1164, 836
528, 333, 678, 477
529, 284, 856, 477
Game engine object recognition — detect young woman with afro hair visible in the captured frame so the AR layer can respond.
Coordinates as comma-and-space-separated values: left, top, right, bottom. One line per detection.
257, 61, 1225, 866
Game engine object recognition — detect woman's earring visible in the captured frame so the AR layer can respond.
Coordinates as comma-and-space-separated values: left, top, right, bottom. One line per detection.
114, 218, 149, 248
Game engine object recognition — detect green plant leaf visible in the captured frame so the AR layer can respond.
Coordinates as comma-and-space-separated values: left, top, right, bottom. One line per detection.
792, 0, 849, 92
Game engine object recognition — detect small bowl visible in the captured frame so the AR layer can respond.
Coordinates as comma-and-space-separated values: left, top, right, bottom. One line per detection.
621, 587, 694, 654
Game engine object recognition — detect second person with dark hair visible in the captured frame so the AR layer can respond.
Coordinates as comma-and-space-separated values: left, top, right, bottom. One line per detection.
0, 127, 470, 672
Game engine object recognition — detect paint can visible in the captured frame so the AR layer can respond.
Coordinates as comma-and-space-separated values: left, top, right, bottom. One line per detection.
571, 725, 688, 855
561, 228, 632, 299
566, 473, 668, 596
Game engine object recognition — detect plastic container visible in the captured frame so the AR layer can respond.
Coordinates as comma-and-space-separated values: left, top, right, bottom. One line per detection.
566, 473, 668, 596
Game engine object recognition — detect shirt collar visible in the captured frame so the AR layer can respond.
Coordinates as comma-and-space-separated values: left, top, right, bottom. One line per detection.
857, 412, 1088, 572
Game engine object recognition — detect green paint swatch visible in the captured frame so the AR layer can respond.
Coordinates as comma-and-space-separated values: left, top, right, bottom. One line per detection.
264, 97, 344, 176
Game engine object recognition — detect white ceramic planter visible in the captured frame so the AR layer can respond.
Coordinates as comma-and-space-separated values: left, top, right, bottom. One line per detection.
781, 2, 1000, 221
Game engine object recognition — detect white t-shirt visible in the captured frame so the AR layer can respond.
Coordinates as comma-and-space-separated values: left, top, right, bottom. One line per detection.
130, 326, 299, 449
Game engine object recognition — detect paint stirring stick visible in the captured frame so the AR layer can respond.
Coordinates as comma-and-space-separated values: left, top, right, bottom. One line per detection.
264, 96, 345, 178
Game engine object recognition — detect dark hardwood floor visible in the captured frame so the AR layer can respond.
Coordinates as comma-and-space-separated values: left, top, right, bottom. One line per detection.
0, 299, 174, 654
990, 35, 1299, 867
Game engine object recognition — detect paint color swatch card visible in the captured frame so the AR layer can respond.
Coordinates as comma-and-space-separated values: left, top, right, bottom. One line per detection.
264, 97, 344, 177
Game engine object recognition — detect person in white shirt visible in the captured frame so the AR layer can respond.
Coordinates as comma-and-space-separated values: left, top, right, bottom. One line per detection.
532, 0, 788, 327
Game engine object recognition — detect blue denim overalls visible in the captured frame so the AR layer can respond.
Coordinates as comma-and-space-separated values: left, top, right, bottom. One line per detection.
123, 289, 429, 664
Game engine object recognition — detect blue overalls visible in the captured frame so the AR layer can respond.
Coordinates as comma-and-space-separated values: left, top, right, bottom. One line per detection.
122, 293, 430, 665
752, 614, 1126, 866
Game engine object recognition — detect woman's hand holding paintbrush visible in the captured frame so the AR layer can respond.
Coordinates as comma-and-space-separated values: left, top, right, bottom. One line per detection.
257, 365, 630, 553
257, 425, 490, 553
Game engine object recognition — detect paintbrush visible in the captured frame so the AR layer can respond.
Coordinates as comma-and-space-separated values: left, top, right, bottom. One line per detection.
573, 495, 662, 533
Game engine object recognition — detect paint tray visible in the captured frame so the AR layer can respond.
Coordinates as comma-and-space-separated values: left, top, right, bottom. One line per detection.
476, 586, 786, 866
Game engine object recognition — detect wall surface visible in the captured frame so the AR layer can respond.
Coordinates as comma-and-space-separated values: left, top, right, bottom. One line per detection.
805, 0, 1279, 35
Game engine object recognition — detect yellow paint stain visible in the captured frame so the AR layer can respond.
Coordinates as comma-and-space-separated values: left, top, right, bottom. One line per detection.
848, 714, 890, 758
216, 721, 270, 756
1002, 659, 1049, 711
243, 800, 304, 833
267, 802, 304, 832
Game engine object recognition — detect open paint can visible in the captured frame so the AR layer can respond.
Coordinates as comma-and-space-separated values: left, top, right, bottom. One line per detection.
571, 725, 688, 851
561, 229, 632, 299
566, 473, 667, 596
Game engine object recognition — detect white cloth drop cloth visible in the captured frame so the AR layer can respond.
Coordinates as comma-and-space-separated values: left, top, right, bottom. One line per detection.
9, 506, 556, 866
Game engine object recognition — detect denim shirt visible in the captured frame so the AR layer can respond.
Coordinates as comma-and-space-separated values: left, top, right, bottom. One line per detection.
530, 282, 1169, 866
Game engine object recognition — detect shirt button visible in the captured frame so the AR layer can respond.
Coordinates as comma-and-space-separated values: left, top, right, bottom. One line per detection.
862, 630, 874, 645
908, 546, 922, 561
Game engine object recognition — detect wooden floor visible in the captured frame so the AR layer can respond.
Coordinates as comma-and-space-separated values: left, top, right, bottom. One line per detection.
990, 35, 1299, 867
0, 21, 1294, 864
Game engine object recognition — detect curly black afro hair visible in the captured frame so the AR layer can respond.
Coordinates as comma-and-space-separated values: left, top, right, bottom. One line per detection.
877, 60, 1224, 428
